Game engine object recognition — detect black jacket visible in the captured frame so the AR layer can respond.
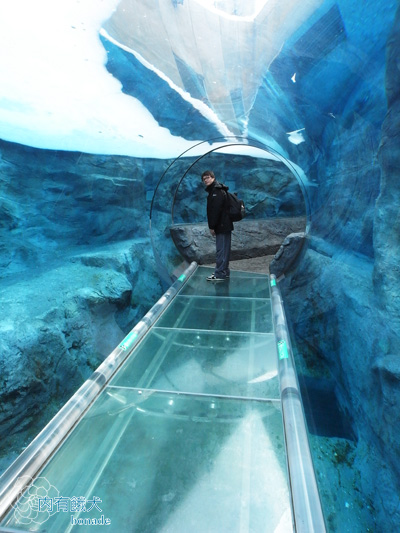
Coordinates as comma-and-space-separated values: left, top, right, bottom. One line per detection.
206, 181, 234, 234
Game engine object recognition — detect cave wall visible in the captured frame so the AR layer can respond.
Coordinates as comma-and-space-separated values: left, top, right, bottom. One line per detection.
279, 4, 400, 526
0, 141, 167, 470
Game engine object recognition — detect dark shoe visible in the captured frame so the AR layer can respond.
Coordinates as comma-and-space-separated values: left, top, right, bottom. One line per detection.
206, 274, 226, 281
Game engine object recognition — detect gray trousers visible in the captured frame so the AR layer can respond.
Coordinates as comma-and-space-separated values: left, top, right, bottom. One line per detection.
215, 232, 231, 278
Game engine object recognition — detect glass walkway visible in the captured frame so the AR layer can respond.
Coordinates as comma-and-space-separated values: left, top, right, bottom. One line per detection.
0, 265, 323, 532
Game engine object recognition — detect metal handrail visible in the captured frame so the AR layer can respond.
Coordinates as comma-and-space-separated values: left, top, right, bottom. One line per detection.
0, 261, 198, 520
270, 274, 326, 533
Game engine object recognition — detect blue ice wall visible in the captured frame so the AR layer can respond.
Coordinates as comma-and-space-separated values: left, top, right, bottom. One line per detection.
0, 1, 400, 531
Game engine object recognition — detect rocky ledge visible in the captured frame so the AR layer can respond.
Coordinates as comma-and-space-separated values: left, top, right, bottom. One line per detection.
170, 217, 306, 264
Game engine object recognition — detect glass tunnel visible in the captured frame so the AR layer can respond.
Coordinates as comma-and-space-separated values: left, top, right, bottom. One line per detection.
0, 1, 399, 532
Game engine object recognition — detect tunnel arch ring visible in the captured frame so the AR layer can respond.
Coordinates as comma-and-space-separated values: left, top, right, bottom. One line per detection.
149, 136, 311, 282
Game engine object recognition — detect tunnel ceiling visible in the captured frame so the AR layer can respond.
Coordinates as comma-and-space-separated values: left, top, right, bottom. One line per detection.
0, 0, 396, 165
103, 0, 325, 134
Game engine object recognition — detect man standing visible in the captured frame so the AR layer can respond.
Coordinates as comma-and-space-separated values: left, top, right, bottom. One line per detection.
202, 170, 233, 281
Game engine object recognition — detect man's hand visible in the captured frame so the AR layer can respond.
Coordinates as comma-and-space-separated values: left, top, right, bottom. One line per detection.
210, 229, 216, 237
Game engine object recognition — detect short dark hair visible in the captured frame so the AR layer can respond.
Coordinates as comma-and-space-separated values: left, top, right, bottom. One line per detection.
201, 170, 215, 181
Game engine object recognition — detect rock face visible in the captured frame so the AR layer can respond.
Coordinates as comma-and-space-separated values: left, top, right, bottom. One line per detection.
277, 7, 400, 529
170, 218, 306, 264
169, 153, 307, 226
374, 5, 400, 325
0, 239, 164, 470
371, 5, 400, 512
0, 140, 168, 472
269, 232, 306, 278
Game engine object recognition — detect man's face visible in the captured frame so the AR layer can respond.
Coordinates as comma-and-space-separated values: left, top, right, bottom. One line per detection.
202, 175, 214, 185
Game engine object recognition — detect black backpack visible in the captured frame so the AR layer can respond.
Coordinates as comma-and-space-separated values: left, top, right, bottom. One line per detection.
224, 190, 246, 222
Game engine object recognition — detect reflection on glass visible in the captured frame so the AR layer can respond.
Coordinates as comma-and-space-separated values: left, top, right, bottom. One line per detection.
111, 329, 279, 399
157, 296, 273, 333
2, 391, 291, 533
181, 269, 270, 299
1, 267, 287, 532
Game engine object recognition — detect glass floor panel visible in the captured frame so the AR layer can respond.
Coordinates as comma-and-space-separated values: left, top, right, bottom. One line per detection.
156, 296, 273, 333
2, 390, 292, 533
1, 268, 292, 532
181, 269, 270, 299
110, 329, 279, 399
190, 267, 267, 280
